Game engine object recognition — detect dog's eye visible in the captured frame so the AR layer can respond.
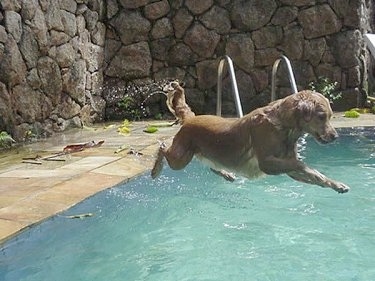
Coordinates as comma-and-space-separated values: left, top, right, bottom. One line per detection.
317, 112, 326, 120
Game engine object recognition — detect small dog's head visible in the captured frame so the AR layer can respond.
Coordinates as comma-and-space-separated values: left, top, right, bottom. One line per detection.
293, 90, 338, 144
162, 80, 192, 122
162, 80, 185, 95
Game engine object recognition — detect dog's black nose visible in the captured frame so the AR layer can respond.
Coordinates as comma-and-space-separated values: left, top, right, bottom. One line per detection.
328, 131, 339, 142
332, 130, 339, 140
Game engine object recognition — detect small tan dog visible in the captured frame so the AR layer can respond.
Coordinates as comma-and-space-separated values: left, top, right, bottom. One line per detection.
152, 83, 349, 193
163, 81, 195, 123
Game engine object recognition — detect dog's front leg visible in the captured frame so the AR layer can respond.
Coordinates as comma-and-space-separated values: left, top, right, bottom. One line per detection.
151, 137, 195, 178
287, 166, 350, 193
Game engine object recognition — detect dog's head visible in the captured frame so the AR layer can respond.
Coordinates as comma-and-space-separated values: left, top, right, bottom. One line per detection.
290, 90, 338, 144
162, 80, 185, 95
162, 80, 192, 121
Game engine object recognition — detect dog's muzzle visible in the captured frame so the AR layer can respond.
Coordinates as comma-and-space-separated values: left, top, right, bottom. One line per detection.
317, 128, 338, 144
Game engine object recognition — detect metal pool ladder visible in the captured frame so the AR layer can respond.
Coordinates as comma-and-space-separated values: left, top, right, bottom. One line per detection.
216, 55, 244, 118
271, 55, 298, 101
216, 55, 298, 118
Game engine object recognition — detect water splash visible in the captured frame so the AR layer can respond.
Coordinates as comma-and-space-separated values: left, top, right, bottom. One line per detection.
101, 79, 175, 119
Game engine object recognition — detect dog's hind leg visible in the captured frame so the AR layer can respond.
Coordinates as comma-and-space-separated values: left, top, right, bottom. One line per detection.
163, 144, 194, 171
151, 138, 194, 178
151, 143, 166, 179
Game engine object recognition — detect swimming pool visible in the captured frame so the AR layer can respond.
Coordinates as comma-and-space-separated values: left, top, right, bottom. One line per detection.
1, 127, 374, 281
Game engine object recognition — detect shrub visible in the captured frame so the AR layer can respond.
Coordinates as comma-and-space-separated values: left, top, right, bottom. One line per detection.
117, 95, 142, 121
0, 131, 16, 148
344, 110, 360, 118
308, 76, 342, 104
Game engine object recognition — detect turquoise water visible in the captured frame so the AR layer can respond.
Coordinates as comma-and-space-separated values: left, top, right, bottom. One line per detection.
1, 127, 375, 281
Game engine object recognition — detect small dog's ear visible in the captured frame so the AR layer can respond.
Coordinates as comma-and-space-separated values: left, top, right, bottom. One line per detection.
179, 81, 185, 87
297, 100, 314, 122
171, 81, 179, 88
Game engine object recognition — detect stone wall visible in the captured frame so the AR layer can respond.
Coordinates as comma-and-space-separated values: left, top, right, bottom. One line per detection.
104, 0, 373, 116
0, 0, 106, 140
0, 0, 373, 140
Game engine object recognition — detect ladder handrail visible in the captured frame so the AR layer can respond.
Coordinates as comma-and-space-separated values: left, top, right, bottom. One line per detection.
271, 55, 298, 101
216, 55, 244, 118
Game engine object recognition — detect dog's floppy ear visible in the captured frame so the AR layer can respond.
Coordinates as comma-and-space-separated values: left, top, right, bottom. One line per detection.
297, 100, 314, 122
172, 80, 185, 87
170, 81, 179, 88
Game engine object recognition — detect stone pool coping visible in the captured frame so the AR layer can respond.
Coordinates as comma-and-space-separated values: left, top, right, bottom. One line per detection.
0, 113, 374, 244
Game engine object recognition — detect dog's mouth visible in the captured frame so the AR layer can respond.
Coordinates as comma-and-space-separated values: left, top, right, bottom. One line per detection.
315, 135, 330, 144
162, 81, 180, 93
162, 84, 174, 93
314, 132, 338, 144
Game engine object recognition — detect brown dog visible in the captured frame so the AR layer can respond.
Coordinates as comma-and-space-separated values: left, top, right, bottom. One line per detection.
163, 81, 195, 123
152, 89, 350, 193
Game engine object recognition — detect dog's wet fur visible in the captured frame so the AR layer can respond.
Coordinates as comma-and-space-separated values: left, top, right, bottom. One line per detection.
152, 81, 349, 193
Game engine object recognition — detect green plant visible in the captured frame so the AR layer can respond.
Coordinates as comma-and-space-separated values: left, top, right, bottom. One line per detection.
117, 119, 132, 135
308, 76, 342, 104
0, 131, 15, 148
117, 95, 142, 121
344, 109, 360, 118
154, 113, 163, 120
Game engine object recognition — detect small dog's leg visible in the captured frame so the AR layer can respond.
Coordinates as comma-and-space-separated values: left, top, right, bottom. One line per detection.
287, 167, 350, 193
210, 168, 236, 182
151, 142, 167, 179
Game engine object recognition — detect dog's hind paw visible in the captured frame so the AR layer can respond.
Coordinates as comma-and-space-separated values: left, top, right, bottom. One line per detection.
151, 164, 162, 179
151, 147, 164, 179
211, 169, 236, 182
151, 158, 163, 179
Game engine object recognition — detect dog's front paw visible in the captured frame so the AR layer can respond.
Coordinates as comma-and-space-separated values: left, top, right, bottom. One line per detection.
332, 182, 350, 194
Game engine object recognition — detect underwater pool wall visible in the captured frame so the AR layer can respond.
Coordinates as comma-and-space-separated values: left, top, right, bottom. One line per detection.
0, 0, 373, 139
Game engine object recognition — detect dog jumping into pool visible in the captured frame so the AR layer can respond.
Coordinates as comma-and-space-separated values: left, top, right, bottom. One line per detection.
152, 81, 350, 193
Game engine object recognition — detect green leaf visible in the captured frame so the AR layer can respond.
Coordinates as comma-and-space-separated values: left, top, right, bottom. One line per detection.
143, 126, 158, 133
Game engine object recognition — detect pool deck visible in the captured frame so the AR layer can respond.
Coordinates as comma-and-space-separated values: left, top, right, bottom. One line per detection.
0, 113, 374, 244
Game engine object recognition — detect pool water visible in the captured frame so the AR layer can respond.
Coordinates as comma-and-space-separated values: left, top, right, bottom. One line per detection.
1, 127, 375, 281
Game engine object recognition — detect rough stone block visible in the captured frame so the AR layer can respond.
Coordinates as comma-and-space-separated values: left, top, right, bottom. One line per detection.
106, 42, 152, 79
184, 23, 220, 58
298, 4, 342, 39
226, 34, 255, 73
231, 0, 277, 31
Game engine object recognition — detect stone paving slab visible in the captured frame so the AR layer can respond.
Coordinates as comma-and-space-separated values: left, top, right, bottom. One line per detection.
0, 121, 177, 244
0, 115, 374, 244
0, 219, 28, 242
